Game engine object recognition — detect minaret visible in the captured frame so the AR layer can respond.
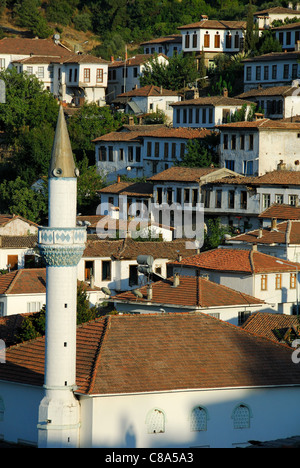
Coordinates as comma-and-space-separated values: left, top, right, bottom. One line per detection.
37, 105, 86, 448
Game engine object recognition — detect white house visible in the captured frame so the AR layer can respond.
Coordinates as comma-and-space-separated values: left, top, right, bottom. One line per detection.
171, 91, 253, 129
0, 235, 39, 271
178, 16, 246, 67
93, 124, 212, 181
170, 247, 300, 315
201, 169, 300, 232
107, 53, 168, 103
112, 84, 181, 123
237, 84, 300, 120
141, 34, 182, 57
113, 274, 267, 326
218, 118, 300, 176
1, 313, 300, 448
243, 51, 300, 91
0, 268, 102, 317
253, 5, 300, 31
273, 21, 300, 51
78, 237, 197, 297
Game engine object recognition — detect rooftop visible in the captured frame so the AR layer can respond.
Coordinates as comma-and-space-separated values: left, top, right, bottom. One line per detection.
228, 220, 300, 246
217, 118, 300, 130
169, 247, 300, 273
113, 275, 264, 308
210, 171, 300, 186
0, 37, 72, 58
236, 86, 300, 99
117, 84, 179, 98
242, 312, 300, 345
1, 313, 300, 395
259, 203, 300, 220
178, 19, 246, 30
109, 53, 167, 68
171, 95, 251, 107
147, 165, 218, 182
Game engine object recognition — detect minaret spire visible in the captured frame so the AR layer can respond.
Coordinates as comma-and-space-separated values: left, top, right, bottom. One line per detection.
37, 104, 87, 448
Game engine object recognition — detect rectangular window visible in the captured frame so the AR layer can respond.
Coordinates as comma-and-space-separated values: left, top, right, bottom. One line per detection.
108, 146, 113, 162
240, 191, 247, 210
37, 67, 44, 78
133, 67, 138, 78
204, 34, 210, 48
27, 302, 41, 313
193, 33, 198, 48
226, 34, 232, 49
264, 66, 269, 80
180, 143, 185, 157
261, 275, 268, 291
128, 146, 134, 162
84, 68, 90, 83
147, 141, 152, 157
136, 147, 141, 162
185, 34, 190, 48
0, 302, 3, 317
249, 134, 254, 150
129, 265, 138, 286
208, 108, 213, 124
223, 134, 229, 150
172, 143, 176, 159
289, 194, 298, 206
176, 188, 182, 204
238, 311, 252, 326
225, 160, 235, 171
99, 146, 107, 161
26, 66, 33, 75
7, 255, 18, 271
69, 68, 73, 82
272, 64, 277, 80
283, 64, 289, 79
102, 260, 111, 281
0, 58, 5, 69
275, 194, 283, 204
119, 148, 124, 161
96, 68, 103, 83
215, 190, 222, 208
228, 190, 235, 209
240, 134, 245, 150
262, 193, 271, 209
85, 260, 94, 281
231, 134, 236, 150
275, 274, 282, 290
164, 142, 169, 159
290, 273, 297, 289
189, 108, 193, 123
176, 108, 180, 124
256, 66, 261, 81
214, 34, 220, 48
292, 64, 298, 79
155, 142, 159, 157
246, 66, 252, 81
157, 187, 163, 204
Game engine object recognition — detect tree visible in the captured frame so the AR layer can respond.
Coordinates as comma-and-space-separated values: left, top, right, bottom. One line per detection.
76, 154, 106, 214
244, 1, 259, 54
140, 53, 199, 91
203, 218, 231, 251
176, 134, 219, 168
15, 0, 53, 38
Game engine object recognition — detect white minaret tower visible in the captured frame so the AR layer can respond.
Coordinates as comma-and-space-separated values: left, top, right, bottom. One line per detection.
37, 105, 86, 448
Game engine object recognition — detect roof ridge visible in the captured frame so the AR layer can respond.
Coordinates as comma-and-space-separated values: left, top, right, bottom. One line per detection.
3, 270, 20, 294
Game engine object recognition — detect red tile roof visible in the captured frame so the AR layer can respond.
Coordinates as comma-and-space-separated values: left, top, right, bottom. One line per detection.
259, 204, 300, 220
230, 221, 300, 245
210, 171, 300, 187
117, 85, 179, 97
147, 165, 218, 182
177, 19, 246, 30
242, 312, 300, 344
217, 118, 300, 130
1, 314, 300, 394
171, 96, 251, 107
113, 275, 264, 308
109, 54, 168, 68
0, 37, 72, 58
170, 248, 300, 273
237, 86, 300, 99
93, 126, 211, 142
97, 181, 153, 196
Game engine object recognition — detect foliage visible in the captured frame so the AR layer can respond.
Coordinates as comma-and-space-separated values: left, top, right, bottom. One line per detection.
203, 218, 231, 251
140, 53, 199, 91
143, 109, 167, 125
256, 29, 282, 55
76, 154, 106, 214
14, 0, 53, 38
176, 134, 219, 168
92, 33, 126, 61
76, 283, 99, 325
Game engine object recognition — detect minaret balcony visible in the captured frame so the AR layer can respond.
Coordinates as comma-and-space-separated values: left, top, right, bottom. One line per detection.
38, 226, 87, 267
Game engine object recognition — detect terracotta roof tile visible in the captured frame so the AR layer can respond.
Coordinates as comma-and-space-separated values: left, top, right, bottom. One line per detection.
147, 165, 218, 182
210, 171, 300, 186
117, 85, 179, 97
171, 96, 251, 107
259, 204, 300, 220
236, 86, 299, 98
109, 53, 168, 68
92, 126, 211, 142
0, 313, 36, 346
0, 37, 72, 58
113, 275, 264, 307
217, 119, 300, 130
2, 314, 300, 394
241, 312, 300, 344
177, 19, 246, 30
230, 220, 300, 245
243, 51, 300, 62
169, 248, 300, 273
97, 181, 153, 196
140, 35, 182, 45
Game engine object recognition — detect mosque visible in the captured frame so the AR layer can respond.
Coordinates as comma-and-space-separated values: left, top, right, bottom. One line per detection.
0, 107, 300, 448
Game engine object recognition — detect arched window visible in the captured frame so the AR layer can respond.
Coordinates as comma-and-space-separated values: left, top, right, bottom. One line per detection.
0, 397, 5, 422
190, 406, 208, 431
232, 404, 251, 429
146, 408, 165, 434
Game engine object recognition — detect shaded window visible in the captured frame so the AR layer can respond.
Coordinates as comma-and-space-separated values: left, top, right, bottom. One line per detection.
129, 265, 138, 286
214, 33, 220, 48
232, 404, 251, 429
146, 409, 165, 434
102, 260, 111, 281
228, 190, 235, 209
190, 407, 207, 431
85, 260, 94, 281
7, 255, 18, 271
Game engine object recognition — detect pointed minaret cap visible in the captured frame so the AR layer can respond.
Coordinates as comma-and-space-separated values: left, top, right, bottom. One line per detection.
49, 104, 79, 178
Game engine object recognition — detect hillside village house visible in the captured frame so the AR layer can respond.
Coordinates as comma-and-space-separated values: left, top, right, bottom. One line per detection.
202, 170, 300, 232
0, 37, 109, 105
141, 34, 182, 57
0, 268, 101, 317
177, 16, 246, 67
170, 247, 300, 315
243, 51, 300, 92
227, 219, 300, 264
273, 21, 300, 51
237, 85, 300, 120
107, 53, 168, 103
93, 125, 212, 181
2, 314, 300, 448
171, 91, 253, 129
218, 118, 300, 176
253, 5, 300, 31
113, 274, 266, 326
78, 237, 197, 297
258, 203, 300, 227
112, 85, 181, 123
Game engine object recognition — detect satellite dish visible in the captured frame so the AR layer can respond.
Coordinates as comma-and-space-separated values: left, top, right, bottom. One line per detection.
132, 289, 143, 299
101, 287, 111, 296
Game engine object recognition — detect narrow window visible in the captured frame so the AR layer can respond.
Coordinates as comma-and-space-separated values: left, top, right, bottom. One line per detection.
261, 274, 268, 291
146, 409, 165, 434
275, 274, 282, 290
233, 405, 250, 429
190, 407, 207, 431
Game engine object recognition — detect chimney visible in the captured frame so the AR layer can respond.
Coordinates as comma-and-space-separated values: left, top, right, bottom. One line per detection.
201, 15, 208, 20
111, 56, 114, 63
277, 160, 286, 171
117, 174, 121, 183
173, 273, 180, 287
271, 218, 277, 231
252, 243, 258, 251
177, 254, 182, 262
223, 87, 228, 98
258, 229, 263, 239
128, 116, 134, 126
147, 284, 153, 300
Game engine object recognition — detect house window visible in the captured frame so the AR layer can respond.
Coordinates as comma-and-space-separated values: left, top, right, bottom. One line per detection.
246, 66, 252, 81
292, 64, 298, 79
119, 148, 124, 161
96, 68, 103, 83
74, 68, 78, 82
256, 66, 261, 81
290, 273, 297, 289
69, 68, 73, 82
232, 404, 251, 429
275, 274, 282, 290
223, 134, 229, 150
0, 397, 4, 421
289, 195, 298, 206
172, 143, 176, 159
249, 134, 254, 150
157, 187, 163, 204
0, 302, 4, 317
164, 142, 169, 159
84, 68, 90, 83
215, 33, 220, 48
234, 32, 239, 49
7, 255, 18, 271
215, 190, 222, 208
202, 108, 206, 124
228, 190, 235, 209
283, 64, 289, 79
180, 143, 185, 158
189, 108, 193, 123
231, 134, 236, 150
176, 188, 182, 204
262, 194, 270, 209
226, 33, 232, 49
176, 108, 180, 124
146, 409, 165, 434
190, 407, 207, 431
154, 142, 159, 157
272, 64, 277, 80
208, 108, 213, 124
264, 66, 269, 80
102, 260, 111, 281
240, 191, 247, 210
147, 141, 152, 157
193, 32, 198, 48
275, 194, 284, 204
0, 58, 5, 69
185, 33, 190, 48
133, 67, 138, 78
192, 189, 198, 207
108, 146, 114, 161
85, 260, 94, 281
225, 160, 235, 171
27, 302, 41, 313
261, 274, 268, 291
240, 135, 245, 150
129, 265, 138, 286
136, 147, 141, 162
37, 67, 44, 78
204, 33, 210, 48
99, 146, 107, 161
26, 66, 33, 75
238, 311, 251, 326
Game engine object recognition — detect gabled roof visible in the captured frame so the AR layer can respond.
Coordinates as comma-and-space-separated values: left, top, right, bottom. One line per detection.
254, 6, 300, 16
169, 247, 300, 273
97, 181, 153, 197
109, 53, 168, 68
140, 34, 182, 45
0, 214, 38, 228
228, 220, 300, 246
243, 51, 300, 62
259, 204, 300, 220
217, 119, 300, 130
210, 171, 300, 187
236, 86, 300, 99
1, 314, 300, 394
171, 95, 251, 107
113, 275, 264, 308
242, 312, 300, 345
147, 166, 218, 182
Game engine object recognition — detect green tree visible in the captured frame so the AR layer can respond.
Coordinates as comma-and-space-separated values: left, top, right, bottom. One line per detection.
176, 134, 219, 168
140, 53, 199, 91
203, 218, 230, 251
76, 154, 106, 214
15, 0, 53, 38
244, 1, 259, 54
